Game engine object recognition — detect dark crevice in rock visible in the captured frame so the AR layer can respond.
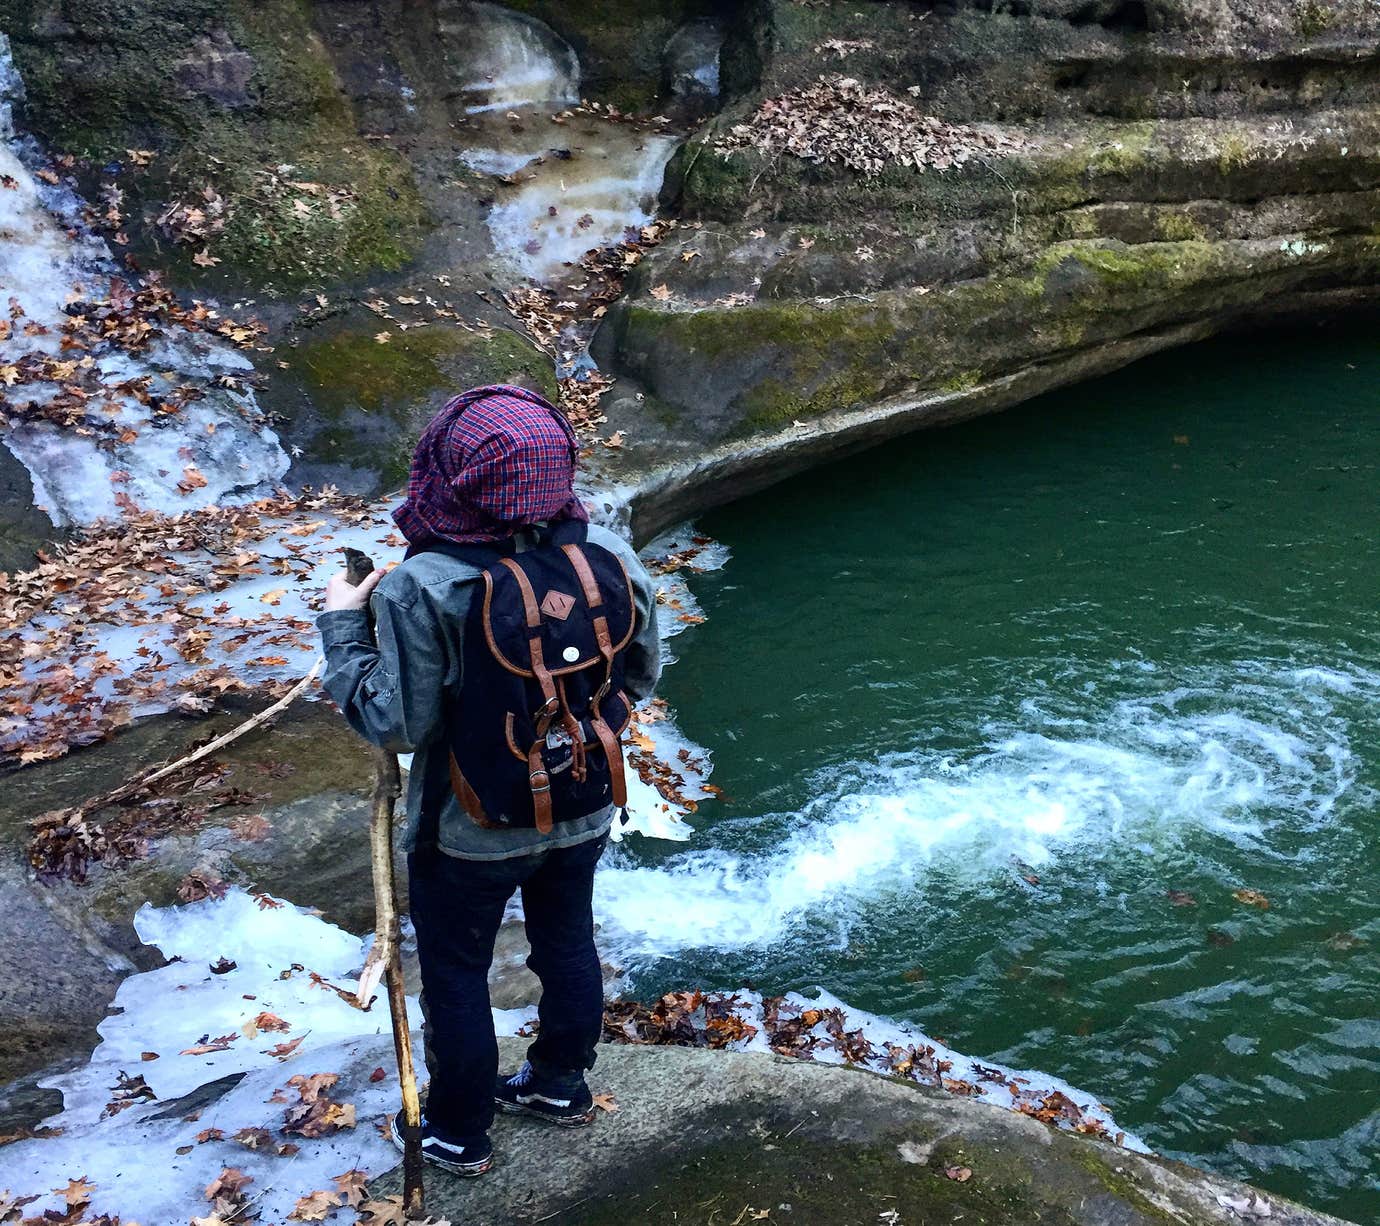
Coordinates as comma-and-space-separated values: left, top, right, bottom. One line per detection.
1069, 0, 1152, 32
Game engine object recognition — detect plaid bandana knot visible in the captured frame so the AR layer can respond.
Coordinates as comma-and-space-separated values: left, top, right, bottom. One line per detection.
393, 385, 588, 547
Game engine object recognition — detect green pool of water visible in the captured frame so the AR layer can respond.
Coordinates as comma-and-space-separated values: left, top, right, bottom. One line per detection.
602, 323, 1380, 1221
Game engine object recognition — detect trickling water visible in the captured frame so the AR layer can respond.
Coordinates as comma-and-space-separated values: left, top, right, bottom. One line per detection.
463, 117, 679, 283
448, 6, 680, 285
0, 35, 289, 529
445, 0, 579, 114
602, 326, 1380, 1223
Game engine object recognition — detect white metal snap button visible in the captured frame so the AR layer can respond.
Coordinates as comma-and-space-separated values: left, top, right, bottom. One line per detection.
562, 646, 580, 663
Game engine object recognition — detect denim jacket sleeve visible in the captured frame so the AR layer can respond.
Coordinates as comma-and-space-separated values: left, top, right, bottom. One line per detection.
317, 580, 460, 754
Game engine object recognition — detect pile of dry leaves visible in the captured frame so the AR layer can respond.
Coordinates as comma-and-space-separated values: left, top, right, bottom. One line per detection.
624, 696, 718, 816
719, 75, 1017, 175
0, 273, 268, 434
157, 185, 229, 262
504, 219, 675, 434
27, 756, 266, 883
1, 488, 380, 766
599, 991, 1123, 1145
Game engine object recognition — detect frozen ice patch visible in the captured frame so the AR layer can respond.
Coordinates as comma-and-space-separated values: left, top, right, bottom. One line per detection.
2, 889, 542, 1223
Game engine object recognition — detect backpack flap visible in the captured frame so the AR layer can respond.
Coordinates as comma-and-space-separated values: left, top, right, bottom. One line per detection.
450, 531, 636, 832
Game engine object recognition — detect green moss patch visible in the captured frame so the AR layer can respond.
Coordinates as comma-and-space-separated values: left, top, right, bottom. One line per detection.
275, 323, 555, 484
557, 1128, 1094, 1226
285, 325, 553, 413
1089, 121, 1157, 177
2, 0, 428, 288
185, 118, 425, 286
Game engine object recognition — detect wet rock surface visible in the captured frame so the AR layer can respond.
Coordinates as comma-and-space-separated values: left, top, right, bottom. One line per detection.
0, 699, 374, 1095
587, 0, 1380, 540
378, 1040, 1353, 1225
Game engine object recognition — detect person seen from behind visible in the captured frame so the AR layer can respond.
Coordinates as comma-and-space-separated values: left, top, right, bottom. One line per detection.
317, 384, 661, 1177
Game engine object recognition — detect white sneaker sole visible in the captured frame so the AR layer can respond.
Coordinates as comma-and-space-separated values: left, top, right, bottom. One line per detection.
494, 1097, 596, 1127
390, 1119, 493, 1177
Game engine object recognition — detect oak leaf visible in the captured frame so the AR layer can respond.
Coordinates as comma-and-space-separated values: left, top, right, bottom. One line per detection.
55, 1177, 96, 1207
289, 1189, 341, 1220
1232, 888, 1270, 909
357, 1196, 407, 1226
204, 1167, 252, 1200
266, 1034, 306, 1060
332, 1168, 370, 1208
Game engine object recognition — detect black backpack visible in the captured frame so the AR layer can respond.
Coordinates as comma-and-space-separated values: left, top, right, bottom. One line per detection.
426, 521, 635, 832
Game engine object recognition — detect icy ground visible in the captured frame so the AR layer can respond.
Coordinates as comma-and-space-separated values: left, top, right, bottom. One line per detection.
5, 499, 720, 842
0, 36, 288, 529
0, 888, 1142, 1225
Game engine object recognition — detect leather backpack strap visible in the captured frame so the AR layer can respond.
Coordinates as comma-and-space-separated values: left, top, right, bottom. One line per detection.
498, 556, 559, 834
561, 543, 604, 609
560, 543, 628, 808
527, 743, 553, 834
561, 544, 616, 675
449, 751, 506, 829
498, 556, 559, 716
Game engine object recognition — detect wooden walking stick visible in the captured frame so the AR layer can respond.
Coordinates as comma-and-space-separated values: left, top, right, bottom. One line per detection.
344, 549, 426, 1221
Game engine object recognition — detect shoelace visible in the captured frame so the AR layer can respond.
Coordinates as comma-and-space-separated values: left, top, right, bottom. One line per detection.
508, 1062, 535, 1089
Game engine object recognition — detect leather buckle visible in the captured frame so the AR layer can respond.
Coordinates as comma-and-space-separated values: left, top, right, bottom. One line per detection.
529, 770, 551, 794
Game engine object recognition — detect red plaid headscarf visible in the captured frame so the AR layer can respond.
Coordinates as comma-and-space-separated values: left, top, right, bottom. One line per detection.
393, 385, 588, 547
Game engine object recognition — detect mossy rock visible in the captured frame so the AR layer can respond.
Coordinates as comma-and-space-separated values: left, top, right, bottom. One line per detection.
272, 323, 555, 487
600, 231, 1380, 441
179, 118, 426, 287
2, 0, 428, 288
395, 1041, 1346, 1226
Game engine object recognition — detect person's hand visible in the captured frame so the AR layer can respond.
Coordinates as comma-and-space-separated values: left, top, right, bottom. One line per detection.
324, 568, 384, 612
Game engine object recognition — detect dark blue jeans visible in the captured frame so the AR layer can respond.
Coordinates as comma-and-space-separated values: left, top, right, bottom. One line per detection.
407, 832, 608, 1143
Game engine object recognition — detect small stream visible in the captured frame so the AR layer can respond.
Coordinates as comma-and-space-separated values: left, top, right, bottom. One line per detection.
602, 325, 1380, 1223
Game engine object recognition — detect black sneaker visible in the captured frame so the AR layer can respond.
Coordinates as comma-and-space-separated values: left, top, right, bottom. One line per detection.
494, 1061, 595, 1126
390, 1112, 493, 1177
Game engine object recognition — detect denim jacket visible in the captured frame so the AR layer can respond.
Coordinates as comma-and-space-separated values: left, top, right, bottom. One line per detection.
318, 523, 661, 860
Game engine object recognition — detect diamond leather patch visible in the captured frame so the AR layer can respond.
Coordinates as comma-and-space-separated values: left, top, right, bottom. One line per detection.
540, 590, 576, 621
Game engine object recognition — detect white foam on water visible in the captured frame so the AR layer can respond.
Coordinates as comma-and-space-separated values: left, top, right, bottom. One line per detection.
594, 663, 1373, 959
